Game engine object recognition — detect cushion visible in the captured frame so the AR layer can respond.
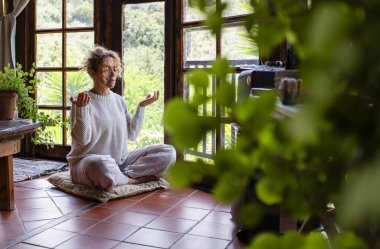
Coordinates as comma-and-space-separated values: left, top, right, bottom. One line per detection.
47, 171, 170, 202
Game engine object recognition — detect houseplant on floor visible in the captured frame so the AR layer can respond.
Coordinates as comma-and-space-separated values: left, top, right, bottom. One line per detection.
0, 63, 61, 147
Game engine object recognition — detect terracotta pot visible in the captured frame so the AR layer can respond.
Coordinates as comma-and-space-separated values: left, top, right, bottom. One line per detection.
0, 91, 18, 120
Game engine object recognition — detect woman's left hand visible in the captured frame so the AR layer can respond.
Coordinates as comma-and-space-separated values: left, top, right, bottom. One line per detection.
138, 90, 159, 107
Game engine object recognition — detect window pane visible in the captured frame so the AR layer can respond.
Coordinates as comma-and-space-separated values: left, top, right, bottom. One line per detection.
36, 33, 62, 68
183, 73, 216, 116
36, 72, 62, 106
222, 0, 252, 17
39, 109, 63, 145
123, 2, 165, 150
228, 72, 239, 103
66, 32, 94, 67
184, 153, 213, 163
66, 0, 94, 28
184, 131, 215, 159
66, 71, 93, 104
66, 110, 72, 145
221, 25, 258, 63
36, 0, 62, 29
183, 0, 209, 22
184, 28, 216, 68
225, 123, 240, 149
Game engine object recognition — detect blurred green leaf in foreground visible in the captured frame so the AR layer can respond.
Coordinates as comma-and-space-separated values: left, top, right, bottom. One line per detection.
165, 0, 380, 248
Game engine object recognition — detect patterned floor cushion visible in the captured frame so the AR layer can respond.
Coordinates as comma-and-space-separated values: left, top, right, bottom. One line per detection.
47, 171, 169, 202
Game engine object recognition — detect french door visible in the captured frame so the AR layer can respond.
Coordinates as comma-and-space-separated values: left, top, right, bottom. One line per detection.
29, 0, 179, 159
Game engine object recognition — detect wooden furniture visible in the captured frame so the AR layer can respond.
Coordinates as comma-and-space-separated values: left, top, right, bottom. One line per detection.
0, 119, 41, 211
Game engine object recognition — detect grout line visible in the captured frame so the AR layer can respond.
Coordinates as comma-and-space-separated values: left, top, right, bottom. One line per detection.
13, 185, 51, 190
47, 189, 67, 216
110, 241, 163, 249
4, 187, 237, 248
0, 202, 99, 249
101, 190, 205, 248
133, 190, 237, 247
145, 190, 210, 248
117, 188, 236, 246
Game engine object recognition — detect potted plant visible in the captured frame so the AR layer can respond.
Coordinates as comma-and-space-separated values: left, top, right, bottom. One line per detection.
0, 63, 61, 147
0, 90, 18, 120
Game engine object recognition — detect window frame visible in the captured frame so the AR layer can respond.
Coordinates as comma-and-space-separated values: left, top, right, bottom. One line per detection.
14, 0, 97, 159
17, 0, 180, 159
16, 0, 284, 159
181, 0, 261, 159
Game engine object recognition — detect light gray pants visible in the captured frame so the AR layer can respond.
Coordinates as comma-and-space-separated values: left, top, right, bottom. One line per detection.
70, 144, 176, 189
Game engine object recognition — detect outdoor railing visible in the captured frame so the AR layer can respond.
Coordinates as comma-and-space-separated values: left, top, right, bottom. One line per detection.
183, 59, 258, 159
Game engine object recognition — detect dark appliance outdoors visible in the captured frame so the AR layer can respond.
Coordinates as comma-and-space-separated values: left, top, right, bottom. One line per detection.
237, 65, 285, 102
232, 65, 285, 147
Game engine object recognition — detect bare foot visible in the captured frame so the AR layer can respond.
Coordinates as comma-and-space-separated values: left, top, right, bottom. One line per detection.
128, 175, 159, 185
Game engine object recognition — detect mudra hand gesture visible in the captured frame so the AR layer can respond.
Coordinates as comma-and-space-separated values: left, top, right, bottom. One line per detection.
70, 92, 91, 107
138, 90, 159, 107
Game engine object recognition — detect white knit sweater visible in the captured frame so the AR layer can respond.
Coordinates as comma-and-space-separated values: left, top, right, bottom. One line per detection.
66, 91, 144, 167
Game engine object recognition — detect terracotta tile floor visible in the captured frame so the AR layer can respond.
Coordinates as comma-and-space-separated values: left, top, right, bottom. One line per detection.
0, 177, 245, 249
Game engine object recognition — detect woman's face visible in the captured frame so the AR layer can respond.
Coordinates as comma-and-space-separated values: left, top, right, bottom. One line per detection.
91, 57, 118, 90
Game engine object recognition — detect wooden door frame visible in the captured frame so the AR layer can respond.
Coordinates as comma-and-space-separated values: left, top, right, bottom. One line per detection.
101, 0, 182, 145
98, 0, 182, 100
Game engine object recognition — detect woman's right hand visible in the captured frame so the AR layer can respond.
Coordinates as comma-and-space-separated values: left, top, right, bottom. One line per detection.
70, 92, 91, 107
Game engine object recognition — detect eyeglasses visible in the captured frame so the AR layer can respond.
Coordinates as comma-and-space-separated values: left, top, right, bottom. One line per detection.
101, 66, 118, 75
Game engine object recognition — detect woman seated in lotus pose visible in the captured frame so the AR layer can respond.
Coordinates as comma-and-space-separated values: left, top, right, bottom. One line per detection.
67, 46, 176, 189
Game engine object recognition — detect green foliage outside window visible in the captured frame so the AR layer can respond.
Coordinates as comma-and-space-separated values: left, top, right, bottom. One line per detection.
123, 3, 165, 150
164, 0, 380, 248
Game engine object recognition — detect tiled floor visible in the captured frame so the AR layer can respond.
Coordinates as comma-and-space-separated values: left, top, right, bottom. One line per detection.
0, 177, 244, 249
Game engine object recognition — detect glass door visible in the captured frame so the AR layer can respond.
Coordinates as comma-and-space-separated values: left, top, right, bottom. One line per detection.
123, 1, 165, 150
182, 0, 258, 160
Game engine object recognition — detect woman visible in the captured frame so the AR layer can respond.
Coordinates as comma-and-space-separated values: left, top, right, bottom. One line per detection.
66, 46, 176, 189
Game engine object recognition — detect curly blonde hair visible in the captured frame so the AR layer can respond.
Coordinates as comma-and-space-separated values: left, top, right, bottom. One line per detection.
83, 45, 122, 77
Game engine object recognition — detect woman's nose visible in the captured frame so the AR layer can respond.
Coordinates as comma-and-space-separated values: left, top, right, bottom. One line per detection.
108, 68, 117, 76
